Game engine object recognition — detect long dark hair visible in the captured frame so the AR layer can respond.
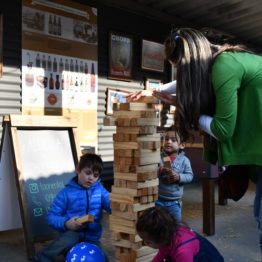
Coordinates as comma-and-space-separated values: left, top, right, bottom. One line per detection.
165, 27, 250, 142
136, 207, 179, 247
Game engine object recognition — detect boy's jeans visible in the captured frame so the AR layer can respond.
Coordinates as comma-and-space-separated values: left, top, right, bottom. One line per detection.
155, 199, 182, 222
32, 231, 108, 262
254, 170, 262, 254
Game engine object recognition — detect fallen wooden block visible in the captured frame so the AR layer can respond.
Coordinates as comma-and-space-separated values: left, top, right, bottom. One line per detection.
75, 214, 94, 223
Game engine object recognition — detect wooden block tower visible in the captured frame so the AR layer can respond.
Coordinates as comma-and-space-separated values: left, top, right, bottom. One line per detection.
109, 97, 160, 262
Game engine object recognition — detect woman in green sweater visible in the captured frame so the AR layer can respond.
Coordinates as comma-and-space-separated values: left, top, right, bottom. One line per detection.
152, 28, 262, 254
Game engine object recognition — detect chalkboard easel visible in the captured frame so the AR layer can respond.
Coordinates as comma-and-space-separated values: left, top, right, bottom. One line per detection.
1, 115, 81, 259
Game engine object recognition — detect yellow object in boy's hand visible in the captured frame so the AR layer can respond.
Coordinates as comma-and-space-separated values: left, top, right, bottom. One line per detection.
75, 214, 94, 224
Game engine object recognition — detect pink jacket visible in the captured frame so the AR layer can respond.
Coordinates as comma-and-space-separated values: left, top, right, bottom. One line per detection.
152, 226, 199, 262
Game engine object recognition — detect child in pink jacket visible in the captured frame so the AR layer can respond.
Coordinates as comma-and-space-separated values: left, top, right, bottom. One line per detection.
136, 207, 224, 262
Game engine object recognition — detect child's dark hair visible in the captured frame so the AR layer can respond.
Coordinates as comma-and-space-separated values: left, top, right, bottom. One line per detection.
78, 153, 103, 175
136, 207, 179, 246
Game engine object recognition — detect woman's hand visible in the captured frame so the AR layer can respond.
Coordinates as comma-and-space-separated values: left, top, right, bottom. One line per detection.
125, 90, 153, 102
152, 90, 176, 105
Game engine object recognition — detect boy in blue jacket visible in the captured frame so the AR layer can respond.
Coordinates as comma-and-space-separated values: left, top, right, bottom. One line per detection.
156, 128, 193, 222
32, 153, 111, 262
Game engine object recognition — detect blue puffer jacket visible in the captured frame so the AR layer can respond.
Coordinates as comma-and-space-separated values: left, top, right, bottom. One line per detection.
46, 177, 111, 242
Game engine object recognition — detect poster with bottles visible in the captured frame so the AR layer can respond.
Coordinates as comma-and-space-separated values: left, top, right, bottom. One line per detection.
21, 0, 98, 148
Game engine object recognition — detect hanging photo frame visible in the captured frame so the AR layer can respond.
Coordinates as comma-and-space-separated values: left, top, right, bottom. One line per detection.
141, 39, 165, 73
105, 88, 130, 116
145, 77, 163, 90
108, 32, 133, 81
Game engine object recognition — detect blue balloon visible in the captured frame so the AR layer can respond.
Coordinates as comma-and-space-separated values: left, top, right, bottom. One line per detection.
66, 242, 106, 262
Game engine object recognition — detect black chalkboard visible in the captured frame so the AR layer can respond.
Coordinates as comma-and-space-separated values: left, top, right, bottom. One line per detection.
3, 115, 80, 258
18, 130, 76, 237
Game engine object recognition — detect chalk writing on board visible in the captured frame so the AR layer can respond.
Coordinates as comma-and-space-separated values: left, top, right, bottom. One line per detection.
17, 130, 76, 236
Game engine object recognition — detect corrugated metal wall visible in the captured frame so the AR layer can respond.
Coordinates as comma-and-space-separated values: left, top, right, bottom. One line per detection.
0, 1, 22, 137
1, 1, 174, 182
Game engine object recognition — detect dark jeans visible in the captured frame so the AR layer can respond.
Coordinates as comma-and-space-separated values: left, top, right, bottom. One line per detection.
32, 231, 108, 262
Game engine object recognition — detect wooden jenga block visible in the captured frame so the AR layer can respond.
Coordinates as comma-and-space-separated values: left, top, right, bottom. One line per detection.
119, 254, 132, 262
110, 215, 137, 228
113, 110, 157, 118
140, 195, 148, 203
118, 102, 155, 111
114, 149, 160, 161
110, 222, 137, 235
114, 163, 158, 174
110, 192, 139, 204
116, 126, 157, 134
75, 214, 94, 223
103, 117, 117, 126
136, 134, 160, 141
131, 246, 157, 258
110, 208, 138, 220
163, 156, 171, 168
113, 239, 143, 249
113, 133, 160, 143
113, 133, 138, 142
137, 178, 158, 189
136, 252, 157, 262
116, 178, 158, 190
126, 180, 138, 189
114, 141, 160, 150
111, 186, 158, 197
117, 118, 159, 127
112, 232, 142, 242
113, 171, 158, 182
133, 96, 158, 103
114, 153, 160, 166
132, 202, 155, 212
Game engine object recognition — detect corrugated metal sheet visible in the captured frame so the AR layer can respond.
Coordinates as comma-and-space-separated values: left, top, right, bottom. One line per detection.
97, 77, 143, 162
91, 0, 262, 51
97, 76, 174, 162
142, 0, 262, 48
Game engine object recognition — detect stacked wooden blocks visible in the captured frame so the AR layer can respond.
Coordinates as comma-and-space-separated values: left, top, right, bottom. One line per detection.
109, 97, 160, 262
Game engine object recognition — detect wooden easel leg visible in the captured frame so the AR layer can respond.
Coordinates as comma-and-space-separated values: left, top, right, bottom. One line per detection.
202, 178, 215, 235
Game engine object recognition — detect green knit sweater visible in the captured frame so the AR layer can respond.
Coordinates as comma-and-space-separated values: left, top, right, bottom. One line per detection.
208, 52, 262, 170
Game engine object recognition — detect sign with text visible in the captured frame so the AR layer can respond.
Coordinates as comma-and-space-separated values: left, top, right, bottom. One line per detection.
22, 0, 98, 148
1, 115, 81, 258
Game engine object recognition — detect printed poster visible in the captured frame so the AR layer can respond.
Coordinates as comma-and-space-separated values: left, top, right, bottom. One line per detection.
22, 0, 98, 147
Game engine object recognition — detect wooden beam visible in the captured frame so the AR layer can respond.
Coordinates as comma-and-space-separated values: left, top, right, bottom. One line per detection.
202, 178, 215, 235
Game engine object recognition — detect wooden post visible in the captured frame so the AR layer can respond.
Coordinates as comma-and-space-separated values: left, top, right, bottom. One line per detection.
202, 178, 215, 235
218, 179, 228, 206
